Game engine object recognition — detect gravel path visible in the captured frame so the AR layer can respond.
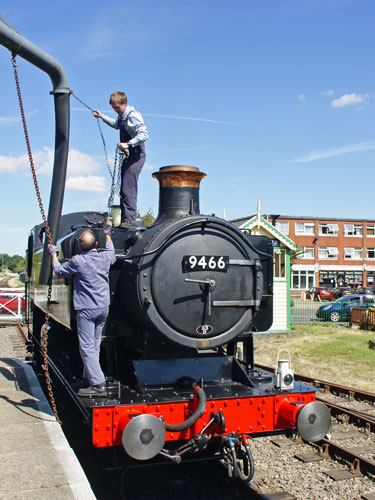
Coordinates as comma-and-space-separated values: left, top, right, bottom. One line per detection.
0, 325, 26, 359
250, 422, 375, 499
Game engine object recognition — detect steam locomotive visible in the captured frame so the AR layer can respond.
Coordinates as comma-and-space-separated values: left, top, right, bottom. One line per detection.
26, 165, 331, 481
0, 17, 330, 483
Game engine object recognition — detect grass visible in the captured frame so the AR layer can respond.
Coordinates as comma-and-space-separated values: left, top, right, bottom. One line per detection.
253, 323, 375, 392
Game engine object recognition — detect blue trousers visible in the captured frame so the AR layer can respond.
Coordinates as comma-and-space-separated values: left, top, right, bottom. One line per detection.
120, 151, 145, 223
76, 307, 108, 386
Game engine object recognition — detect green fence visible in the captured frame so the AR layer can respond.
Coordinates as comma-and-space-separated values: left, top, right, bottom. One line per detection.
290, 298, 349, 326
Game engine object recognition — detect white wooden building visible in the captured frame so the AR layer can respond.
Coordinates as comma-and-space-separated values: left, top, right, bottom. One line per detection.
234, 211, 297, 333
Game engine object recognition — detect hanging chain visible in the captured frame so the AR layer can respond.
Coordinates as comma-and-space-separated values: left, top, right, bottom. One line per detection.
71, 92, 113, 177
71, 92, 123, 209
11, 53, 61, 425
108, 148, 123, 208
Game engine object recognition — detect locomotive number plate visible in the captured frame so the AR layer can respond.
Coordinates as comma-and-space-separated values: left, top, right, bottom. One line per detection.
183, 255, 229, 272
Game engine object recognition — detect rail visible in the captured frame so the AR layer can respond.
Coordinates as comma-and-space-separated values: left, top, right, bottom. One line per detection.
0, 289, 25, 323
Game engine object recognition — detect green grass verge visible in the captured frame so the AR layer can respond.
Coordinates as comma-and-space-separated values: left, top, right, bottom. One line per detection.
254, 323, 375, 392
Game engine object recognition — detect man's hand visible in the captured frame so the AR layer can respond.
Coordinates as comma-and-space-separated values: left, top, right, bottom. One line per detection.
118, 143, 130, 158
102, 220, 112, 236
92, 110, 103, 119
48, 245, 58, 256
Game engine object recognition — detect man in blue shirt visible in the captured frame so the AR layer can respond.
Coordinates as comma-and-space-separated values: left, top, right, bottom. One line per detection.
49, 225, 116, 397
93, 91, 149, 230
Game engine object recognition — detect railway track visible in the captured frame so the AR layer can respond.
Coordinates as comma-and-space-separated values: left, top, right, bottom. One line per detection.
251, 363, 375, 498
4, 331, 375, 499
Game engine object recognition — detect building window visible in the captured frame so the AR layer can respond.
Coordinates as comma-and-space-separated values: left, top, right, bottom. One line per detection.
318, 247, 338, 260
319, 223, 338, 236
292, 270, 314, 289
344, 224, 363, 236
367, 248, 375, 260
366, 225, 375, 237
344, 247, 363, 260
275, 221, 289, 235
274, 249, 286, 278
297, 246, 314, 259
295, 222, 314, 236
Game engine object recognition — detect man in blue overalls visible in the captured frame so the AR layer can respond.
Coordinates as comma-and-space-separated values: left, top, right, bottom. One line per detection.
93, 92, 149, 229
49, 224, 116, 396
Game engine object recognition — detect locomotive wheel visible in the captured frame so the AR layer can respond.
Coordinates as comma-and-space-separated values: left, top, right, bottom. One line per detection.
330, 311, 340, 322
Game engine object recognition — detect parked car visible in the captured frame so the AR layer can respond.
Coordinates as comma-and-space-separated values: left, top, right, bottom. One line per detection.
316, 294, 375, 322
309, 287, 334, 301
356, 287, 375, 295
332, 287, 353, 299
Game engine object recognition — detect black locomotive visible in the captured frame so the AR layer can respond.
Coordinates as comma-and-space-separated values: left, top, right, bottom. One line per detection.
0, 19, 330, 483
26, 165, 330, 479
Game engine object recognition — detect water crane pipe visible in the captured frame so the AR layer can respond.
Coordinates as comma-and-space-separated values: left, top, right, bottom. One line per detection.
0, 15, 71, 284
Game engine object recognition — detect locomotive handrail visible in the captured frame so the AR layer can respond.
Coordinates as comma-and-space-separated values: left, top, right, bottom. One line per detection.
117, 217, 274, 261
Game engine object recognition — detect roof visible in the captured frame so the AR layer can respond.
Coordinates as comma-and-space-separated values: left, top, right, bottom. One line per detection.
231, 214, 375, 224
235, 215, 297, 250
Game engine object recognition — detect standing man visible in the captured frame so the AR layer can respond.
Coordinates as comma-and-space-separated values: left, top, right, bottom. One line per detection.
48, 224, 116, 397
93, 91, 149, 230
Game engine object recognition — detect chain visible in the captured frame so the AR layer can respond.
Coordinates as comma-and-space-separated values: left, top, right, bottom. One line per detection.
71, 92, 113, 178
11, 54, 61, 425
71, 92, 124, 210
71, 92, 123, 209
108, 148, 123, 208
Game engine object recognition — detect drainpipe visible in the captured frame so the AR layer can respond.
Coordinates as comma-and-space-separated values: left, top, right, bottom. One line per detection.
0, 16, 70, 284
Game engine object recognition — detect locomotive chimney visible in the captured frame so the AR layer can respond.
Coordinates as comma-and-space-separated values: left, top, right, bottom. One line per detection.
152, 166, 206, 222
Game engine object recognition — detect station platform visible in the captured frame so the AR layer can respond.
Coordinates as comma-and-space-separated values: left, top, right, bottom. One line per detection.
0, 327, 96, 499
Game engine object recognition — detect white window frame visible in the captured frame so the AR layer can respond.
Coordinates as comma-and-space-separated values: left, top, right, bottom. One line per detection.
344, 224, 363, 237
274, 248, 286, 279
318, 247, 338, 260
319, 223, 338, 236
367, 248, 375, 260
344, 247, 363, 260
298, 246, 314, 259
275, 221, 289, 235
366, 225, 375, 237
291, 270, 315, 290
295, 222, 315, 236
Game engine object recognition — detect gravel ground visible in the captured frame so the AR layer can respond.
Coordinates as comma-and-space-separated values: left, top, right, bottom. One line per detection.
0, 325, 26, 358
250, 422, 375, 500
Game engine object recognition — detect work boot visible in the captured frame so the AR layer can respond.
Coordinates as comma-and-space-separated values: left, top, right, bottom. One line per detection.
78, 384, 106, 397
72, 378, 89, 390
118, 219, 137, 230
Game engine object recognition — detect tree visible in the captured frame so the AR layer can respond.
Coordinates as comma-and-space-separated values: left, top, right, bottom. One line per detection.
141, 208, 155, 227
0, 253, 25, 272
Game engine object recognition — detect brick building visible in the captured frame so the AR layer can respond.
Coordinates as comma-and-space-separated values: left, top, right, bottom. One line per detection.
268, 216, 375, 293
232, 215, 375, 295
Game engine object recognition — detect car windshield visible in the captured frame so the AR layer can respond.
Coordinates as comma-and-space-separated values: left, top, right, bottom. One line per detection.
335, 296, 358, 303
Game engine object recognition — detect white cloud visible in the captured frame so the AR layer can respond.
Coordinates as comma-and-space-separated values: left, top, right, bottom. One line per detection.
143, 162, 157, 171
0, 153, 28, 173
321, 90, 334, 98
67, 149, 102, 175
144, 113, 237, 126
0, 110, 38, 126
0, 147, 102, 176
331, 93, 368, 108
66, 175, 107, 193
290, 140, 375, 163
298, 94, 306, 101
34, 147, 55, 175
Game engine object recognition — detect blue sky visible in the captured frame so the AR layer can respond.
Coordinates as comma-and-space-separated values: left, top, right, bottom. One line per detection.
1, 0, 374, 256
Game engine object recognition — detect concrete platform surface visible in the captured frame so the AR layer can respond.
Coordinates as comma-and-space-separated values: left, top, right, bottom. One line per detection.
0, 357, 96, 500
